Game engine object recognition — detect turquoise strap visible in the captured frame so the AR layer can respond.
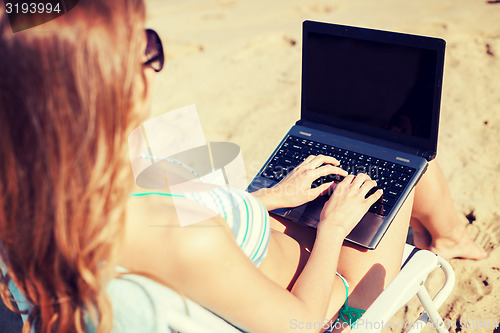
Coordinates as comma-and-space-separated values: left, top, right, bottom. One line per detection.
130, 192, 185, 198
335, 273, 366, 327
338, 303, 366, 327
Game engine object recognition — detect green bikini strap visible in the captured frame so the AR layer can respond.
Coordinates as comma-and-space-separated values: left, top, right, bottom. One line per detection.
338, 303, 366, 327
130, 192, 185, 198
336, 273, 366, 327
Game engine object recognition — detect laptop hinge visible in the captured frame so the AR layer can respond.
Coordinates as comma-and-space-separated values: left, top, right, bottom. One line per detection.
418, 150, 437, 162
297, 120, 431, 159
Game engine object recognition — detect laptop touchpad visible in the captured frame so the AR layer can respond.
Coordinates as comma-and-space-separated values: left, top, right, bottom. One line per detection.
302, 195, 329, 222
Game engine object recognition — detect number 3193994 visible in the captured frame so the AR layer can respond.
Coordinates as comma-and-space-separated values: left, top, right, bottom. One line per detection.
5, 2, 61, 14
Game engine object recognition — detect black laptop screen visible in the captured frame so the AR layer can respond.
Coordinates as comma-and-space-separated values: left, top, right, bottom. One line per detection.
301, 22, 445, 155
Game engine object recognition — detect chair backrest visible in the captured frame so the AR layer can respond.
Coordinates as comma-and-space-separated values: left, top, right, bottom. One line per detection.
0, 260, 242, 333
1, 245, 454, 333
106, 273, 242, 333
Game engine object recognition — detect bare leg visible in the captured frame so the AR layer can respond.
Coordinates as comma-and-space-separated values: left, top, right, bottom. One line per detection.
328, 190, 414, 331
410, 160, 487, 260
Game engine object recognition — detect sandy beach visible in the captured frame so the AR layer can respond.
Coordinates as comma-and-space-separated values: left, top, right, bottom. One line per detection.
144, 0, 500, 331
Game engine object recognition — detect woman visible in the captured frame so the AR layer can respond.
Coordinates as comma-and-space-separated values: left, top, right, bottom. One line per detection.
0, 1, 486, 332
0, 1, 147, 332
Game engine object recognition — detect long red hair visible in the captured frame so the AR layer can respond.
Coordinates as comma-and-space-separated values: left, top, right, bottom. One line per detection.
0, 1, 146, 331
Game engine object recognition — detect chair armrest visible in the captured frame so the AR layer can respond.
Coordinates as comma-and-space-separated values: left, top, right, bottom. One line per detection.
352, 249, 455, 333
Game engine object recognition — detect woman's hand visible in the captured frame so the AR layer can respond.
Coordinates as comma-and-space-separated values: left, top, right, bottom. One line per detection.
318, 173, 383, 237
254, 155, 348, 210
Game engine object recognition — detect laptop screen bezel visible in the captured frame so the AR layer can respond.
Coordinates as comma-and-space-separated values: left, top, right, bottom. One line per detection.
300, 21, 445, 157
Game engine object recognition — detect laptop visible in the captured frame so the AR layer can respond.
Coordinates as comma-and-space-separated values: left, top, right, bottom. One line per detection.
247, 21, 446, 249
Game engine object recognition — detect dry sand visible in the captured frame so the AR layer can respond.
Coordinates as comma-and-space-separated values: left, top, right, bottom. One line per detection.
144, 0, 500, 331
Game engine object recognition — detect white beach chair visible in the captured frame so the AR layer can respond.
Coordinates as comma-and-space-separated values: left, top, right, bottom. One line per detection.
0, 244, 455, 333
351, 244, 455, 333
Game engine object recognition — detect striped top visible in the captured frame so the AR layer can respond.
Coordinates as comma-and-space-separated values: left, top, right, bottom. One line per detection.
132, 187, 271, 267
183, 187, 271, 267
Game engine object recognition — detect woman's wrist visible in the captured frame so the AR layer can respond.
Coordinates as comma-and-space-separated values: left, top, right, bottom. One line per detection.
317, 220, 348, 239
251, 187, 284, 211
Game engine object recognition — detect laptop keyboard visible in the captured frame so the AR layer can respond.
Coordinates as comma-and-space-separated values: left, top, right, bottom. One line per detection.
259, 135, 416, 217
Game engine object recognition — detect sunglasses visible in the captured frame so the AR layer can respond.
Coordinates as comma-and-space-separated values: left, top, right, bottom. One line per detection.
144, 29, 164, 72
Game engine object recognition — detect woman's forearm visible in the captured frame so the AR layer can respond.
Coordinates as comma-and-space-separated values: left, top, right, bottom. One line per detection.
289, 224, 346, 321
